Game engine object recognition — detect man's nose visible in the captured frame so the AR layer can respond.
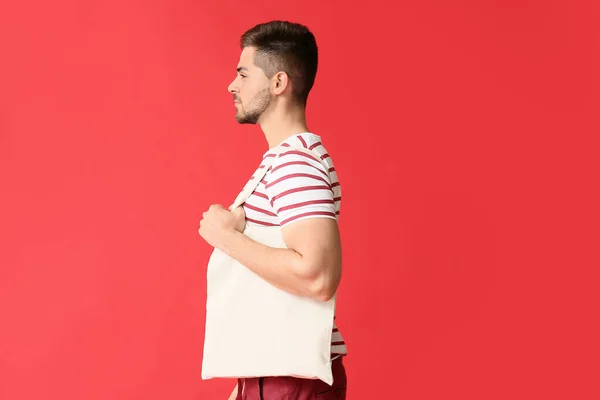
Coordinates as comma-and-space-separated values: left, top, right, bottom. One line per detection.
228, 80, 238, 94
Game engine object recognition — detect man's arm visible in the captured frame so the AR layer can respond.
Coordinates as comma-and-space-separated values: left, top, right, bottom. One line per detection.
219, 217, 342, 302
199, 145, 342, 301
198, 205, 342, 302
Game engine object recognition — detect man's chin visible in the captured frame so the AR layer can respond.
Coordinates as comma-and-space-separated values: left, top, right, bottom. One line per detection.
235, 114, 257, 125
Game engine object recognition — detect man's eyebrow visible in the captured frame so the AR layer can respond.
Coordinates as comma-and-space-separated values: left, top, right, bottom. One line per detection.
237, 66, 249, 73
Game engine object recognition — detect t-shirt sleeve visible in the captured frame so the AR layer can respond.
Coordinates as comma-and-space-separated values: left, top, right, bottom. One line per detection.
265, 149, 337, 228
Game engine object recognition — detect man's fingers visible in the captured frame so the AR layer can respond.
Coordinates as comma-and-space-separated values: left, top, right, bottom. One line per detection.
232, 206, 245, 216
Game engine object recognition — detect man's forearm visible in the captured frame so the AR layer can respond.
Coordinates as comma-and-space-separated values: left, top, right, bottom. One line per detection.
218, 229, 327, 300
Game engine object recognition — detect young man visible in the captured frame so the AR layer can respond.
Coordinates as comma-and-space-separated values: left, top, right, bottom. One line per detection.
198, 20, 347, 399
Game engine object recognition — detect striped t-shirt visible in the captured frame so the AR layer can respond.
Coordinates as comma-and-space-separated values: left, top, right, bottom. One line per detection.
242, 132, 348, 357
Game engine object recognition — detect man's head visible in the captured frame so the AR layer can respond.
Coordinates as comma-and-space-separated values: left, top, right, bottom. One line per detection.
228, 21, 318, 124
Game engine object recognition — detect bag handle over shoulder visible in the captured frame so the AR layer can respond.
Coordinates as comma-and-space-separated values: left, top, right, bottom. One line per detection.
228, 144, 331, 211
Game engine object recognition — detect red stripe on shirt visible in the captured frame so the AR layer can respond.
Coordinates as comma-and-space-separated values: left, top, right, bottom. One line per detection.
309, 141, 322, 150
271, 185, 333, 203
271, 161, 328, 178
244, 202, 277, 217
246, 217, 278, 226
331, 341, 346, 346
297, 136, 308, 148
279, 150, 320, 164
321, 153, 331, 160
281, 211, 337, 226
265, 173, 331, 190
252, 191, 269, 200
277, 199, 335, 213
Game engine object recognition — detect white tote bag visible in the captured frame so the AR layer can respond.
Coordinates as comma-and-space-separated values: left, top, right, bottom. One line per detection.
201, 145, 336, 385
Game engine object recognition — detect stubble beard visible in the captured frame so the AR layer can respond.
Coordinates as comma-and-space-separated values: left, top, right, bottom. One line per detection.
235, 88, 272, 124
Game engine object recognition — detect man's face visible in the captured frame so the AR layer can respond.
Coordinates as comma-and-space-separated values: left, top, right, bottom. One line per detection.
228, 47, 272, 124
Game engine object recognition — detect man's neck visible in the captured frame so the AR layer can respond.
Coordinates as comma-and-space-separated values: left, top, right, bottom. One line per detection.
259, 104, 309, 149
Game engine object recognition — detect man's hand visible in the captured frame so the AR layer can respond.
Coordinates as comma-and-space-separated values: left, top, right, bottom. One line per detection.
198, 204, 246, 249
230, 206, 247, 233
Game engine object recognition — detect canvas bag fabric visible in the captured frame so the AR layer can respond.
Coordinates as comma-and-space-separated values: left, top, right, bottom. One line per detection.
201, 145, 337, 385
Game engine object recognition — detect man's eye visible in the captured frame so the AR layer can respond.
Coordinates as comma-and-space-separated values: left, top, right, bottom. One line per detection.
240, 75, 247, 79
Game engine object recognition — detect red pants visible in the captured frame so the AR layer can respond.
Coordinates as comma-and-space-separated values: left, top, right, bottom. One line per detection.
236, 356, 347, 400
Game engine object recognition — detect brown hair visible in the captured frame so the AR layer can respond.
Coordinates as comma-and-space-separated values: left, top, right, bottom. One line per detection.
241, 20, 318, 105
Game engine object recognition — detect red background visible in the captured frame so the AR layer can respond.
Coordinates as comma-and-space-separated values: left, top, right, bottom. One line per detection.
1, 1, 598, 399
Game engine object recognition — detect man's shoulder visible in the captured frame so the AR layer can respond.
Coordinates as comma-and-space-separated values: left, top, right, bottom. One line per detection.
273, 133, 332, 164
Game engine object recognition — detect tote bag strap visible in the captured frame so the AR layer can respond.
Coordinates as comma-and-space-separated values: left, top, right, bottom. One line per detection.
228, 144, 331, 211
228, 152, 278, 211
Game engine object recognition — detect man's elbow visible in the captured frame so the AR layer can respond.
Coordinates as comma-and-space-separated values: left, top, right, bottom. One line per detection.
306, 267, 340, 302
313, 286, 337, 302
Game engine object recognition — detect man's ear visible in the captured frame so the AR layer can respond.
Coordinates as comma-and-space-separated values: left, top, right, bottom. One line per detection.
272, 71, 289, 95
